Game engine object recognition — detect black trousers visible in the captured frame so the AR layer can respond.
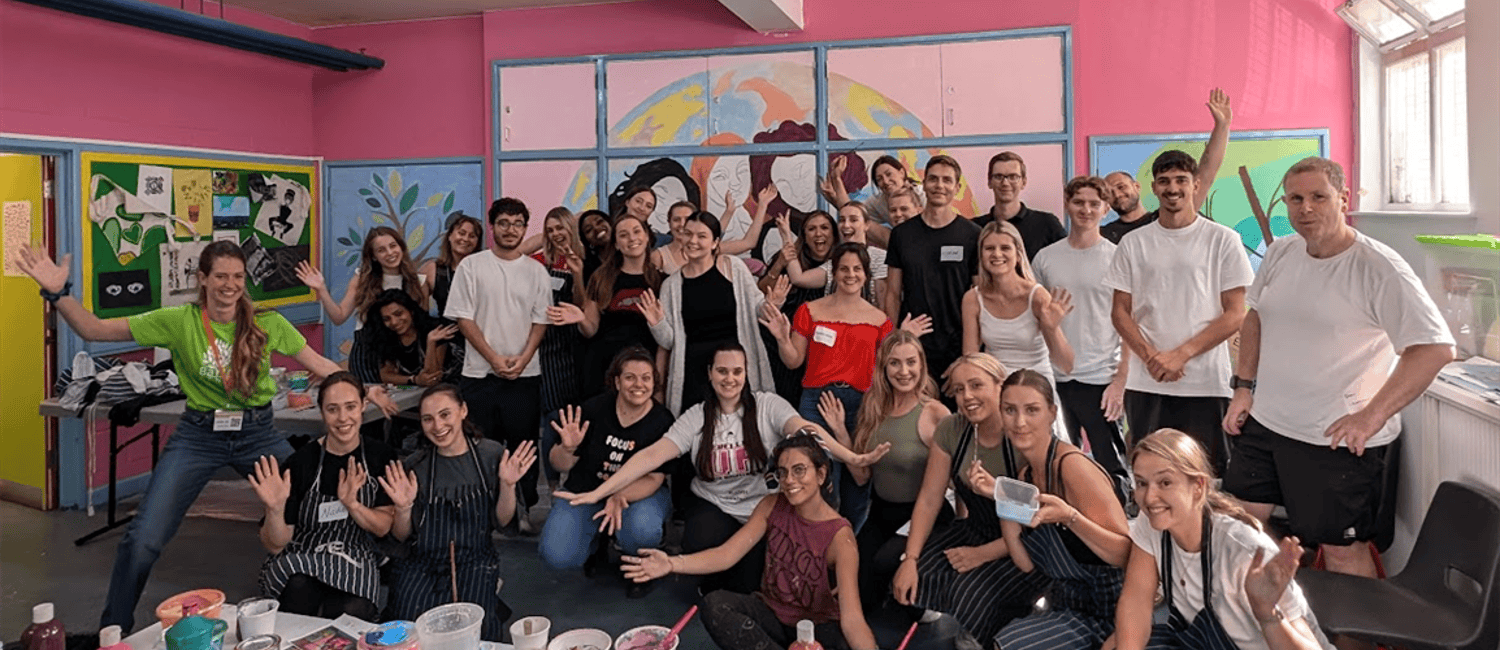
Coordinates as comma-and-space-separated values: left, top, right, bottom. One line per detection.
701, 590, 851, 650
856, 491, 955, 612
278, 573, 378, 622
460, 375, 543, 508
681, 492, 766, 595
1056, 380, 1129, 480
1124, 390, 1231, 476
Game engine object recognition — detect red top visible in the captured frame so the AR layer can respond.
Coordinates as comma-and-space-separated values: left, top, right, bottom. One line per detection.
530, 252, 569, 270
760, 495, 850, 626
792, 304, 894, 392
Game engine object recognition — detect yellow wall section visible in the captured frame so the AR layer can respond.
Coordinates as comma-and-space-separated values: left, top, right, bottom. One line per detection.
0, 154, 48, 491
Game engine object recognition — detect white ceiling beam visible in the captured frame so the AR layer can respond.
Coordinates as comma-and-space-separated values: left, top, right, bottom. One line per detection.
715, 0, 803, 33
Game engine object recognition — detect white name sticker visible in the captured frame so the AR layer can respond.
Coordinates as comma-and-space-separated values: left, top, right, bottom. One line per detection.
812, 325, 838, 347
318, 500, 349, 523
213, 410, 243, 432
940, 246, 964, 262
550, 276, 566, 291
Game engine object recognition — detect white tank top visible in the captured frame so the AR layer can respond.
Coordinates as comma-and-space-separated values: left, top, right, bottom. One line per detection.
978, 283, 1067, 440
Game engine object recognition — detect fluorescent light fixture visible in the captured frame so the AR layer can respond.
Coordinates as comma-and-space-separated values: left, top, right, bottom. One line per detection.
1338, 0, 1422, 48
15, 0, 383, 71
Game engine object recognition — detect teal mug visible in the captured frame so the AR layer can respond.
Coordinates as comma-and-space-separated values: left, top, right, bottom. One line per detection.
166, 615, 230, 650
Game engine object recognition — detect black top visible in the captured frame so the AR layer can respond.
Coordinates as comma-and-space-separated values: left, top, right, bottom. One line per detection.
1099, 209, 1160, 245
973, 203, 1066, 261
887, 215, 980, 363
432, 264, 456, 318
680, 265, 738, 345
597, 272, 656, 351
282, 437, 397, 525
561, 394, 675, 493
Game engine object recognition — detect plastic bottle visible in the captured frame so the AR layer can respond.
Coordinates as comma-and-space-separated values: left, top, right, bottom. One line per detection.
20, 603, 65, 650
788, 620, 823, 650
99, 625, 131, 650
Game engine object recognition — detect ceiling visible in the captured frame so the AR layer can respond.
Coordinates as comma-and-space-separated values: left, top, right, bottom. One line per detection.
220, 0, 639, 27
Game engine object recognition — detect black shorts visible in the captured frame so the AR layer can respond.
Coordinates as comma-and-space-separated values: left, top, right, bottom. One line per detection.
1222, 416, 1388, 547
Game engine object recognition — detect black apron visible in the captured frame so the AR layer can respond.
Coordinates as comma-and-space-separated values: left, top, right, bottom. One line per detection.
387, 445, 512, 641
260, 442, 383, 604
1147, 512, 1241, 650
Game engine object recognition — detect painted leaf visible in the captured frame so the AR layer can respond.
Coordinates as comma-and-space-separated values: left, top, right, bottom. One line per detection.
427, 193, 445, 207
346, 255, 358, 267
442, 192, 455, 214
336, 249, 347, 257
410, 223, 425, 250
389, 170, 403, 196
364, 198, 381, 209
398, 184, 421, 215
371, 173, 384, 189
358, 188, 372, 197
337, 237, 353, 246
348, 227, 363, 245
372, 213, 387, 225
357, 216, 365, 229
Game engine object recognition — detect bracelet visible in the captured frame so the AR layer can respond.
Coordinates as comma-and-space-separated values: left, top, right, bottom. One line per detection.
1063, 508, 1080, 529
1256, 605, 1285, 627
39, 281, 72, 304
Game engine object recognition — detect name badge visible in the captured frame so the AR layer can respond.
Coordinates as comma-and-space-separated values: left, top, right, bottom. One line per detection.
940, 245, 964, 262
318, 500, 349, 523
812, 325, 838, 347
550, 275, 566, 291
213, 410, 243, 432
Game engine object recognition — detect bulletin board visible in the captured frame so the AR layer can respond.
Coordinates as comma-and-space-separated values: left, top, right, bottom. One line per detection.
81, 152, 318, 319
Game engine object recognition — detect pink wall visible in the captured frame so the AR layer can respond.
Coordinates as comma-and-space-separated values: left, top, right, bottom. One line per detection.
0, 0, 317, 156
311, 16, 487, 160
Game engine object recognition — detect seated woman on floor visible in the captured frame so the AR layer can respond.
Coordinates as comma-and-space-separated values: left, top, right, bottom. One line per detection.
364, 289, 462, 388
622, 434, 880, 650
250, 372, 397, 621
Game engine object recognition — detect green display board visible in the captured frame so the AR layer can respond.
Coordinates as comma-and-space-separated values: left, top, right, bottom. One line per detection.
81, 152, 318, 319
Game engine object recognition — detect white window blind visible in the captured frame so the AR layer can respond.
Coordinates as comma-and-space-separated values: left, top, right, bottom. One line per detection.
1382, 32, 1467, 209
1386, 52, 1432, 204
1434, 37, 1468, 206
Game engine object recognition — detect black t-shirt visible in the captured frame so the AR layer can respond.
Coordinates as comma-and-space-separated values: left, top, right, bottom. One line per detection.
680, 265, 738, 345
561, 394, 675, 493
1099, 209, 1160, 244
973, 203, 1066, 261
282, 437, 397, 525
598, 272, 655, 349
886, 214, 980, 364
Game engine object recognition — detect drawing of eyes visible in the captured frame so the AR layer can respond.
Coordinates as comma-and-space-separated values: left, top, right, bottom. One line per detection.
106, 285, 122, 296
127, 282, 145, 294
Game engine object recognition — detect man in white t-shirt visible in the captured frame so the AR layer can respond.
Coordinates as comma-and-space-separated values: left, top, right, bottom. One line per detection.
1102, 150, 1254, 473
1222, 157, 1453, 586
446, 197, 552, 516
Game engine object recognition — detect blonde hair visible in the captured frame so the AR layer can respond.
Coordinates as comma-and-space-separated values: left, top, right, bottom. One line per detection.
977, 220, 1035, 291
1130, 429, 1261, 530
853, 331, 939, 453
942, 353, 1008, 398
541, 207, 583, 268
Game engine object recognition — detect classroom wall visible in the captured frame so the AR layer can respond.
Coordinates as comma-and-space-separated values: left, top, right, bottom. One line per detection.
0, 153, 49, 506
0, 0, 317, 156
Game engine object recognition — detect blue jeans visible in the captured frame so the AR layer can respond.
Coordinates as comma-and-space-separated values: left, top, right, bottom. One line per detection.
538, 485, 671, 570
102, 405, 290, 632
798, 384, 870, 534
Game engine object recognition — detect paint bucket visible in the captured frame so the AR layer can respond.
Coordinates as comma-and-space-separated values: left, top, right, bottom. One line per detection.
414, 603, 482, 650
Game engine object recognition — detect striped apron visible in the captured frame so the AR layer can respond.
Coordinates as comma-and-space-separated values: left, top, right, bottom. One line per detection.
259, 443, 383, 605
1146, 511, 1241, 649
912, 422, 1050, 641
386, 446, 512, 641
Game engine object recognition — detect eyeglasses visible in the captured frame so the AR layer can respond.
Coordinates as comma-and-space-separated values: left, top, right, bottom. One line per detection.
493, 220, 526, 231
992, 173, 1024, 184
771, 464, 812, 481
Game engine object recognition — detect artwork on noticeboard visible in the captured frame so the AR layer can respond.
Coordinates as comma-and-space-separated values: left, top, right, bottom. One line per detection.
160, 240, 208, 307
212, 170, 239, 194
259, 245, 309, 293
97, 269, 151, 310
248, 173, 312, 246
213, 195, 251, 218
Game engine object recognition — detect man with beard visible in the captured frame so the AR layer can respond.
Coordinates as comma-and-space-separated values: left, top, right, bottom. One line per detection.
1101, 88, 1234, 245
446, 197, 552, 530
1102, 150, 1254, 474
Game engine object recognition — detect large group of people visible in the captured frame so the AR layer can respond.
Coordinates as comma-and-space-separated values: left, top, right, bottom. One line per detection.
17, 87, 1459, 650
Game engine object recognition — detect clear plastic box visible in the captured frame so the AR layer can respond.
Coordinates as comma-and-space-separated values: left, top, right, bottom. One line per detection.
1415, 234, 1500, 361
992, 476, 1040, 524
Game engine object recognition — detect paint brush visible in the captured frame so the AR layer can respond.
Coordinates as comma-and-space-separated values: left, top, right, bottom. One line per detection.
659, 604, 698, 649
449, 540, 458, 603
895, 621, 918, 650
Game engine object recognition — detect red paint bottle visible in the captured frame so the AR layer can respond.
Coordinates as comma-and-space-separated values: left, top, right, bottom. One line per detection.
20, 604, 66, 650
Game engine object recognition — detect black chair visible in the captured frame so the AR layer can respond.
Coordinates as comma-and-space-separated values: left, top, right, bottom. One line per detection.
1298, 480, 1500, 650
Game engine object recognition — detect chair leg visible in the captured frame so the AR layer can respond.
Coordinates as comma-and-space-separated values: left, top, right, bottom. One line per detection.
1314, 542, 1397, 650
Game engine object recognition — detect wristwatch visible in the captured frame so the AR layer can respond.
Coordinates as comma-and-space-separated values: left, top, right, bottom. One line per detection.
1231, 375, 1257, 392
39, 281, 72, 304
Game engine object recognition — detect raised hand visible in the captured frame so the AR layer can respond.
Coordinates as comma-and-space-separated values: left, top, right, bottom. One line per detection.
818, 175, 836, 202
1244, 536, 1301, 622
621, 548, 673, 582
765, 275, 791, 310
550, 405, 590, 451
427, 324, 459, 344
899, 314, 933, 338
248, 455, 292, 510
337, 456, 367, 508
594, 493, 628, 535
564, 247, 584, 277
817, 391, 847, 439
757, 303, 791, 341
294, 261, 326, 293
16, 246, 71, 293
756, 183, 779, 209
498, 440, 537, 487
636, 289, 665, 326
846, 441, 891, 469
830, 154, 848, 178
547, 302, 586, 326
1039, 288, 1074, 331
377, 460, 419, 510
1206, 87, 1232, 125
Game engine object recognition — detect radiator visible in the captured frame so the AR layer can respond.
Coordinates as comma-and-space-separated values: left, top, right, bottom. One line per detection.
1384, 379, 1500, 572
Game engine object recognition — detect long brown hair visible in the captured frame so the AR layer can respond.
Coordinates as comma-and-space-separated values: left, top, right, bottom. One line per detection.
540, 207, 583, 267
853, 330, 937, 453
197, 241, 266, 398
695, 343, 768, 481
437, 213, 483, 270
354, 226, 424, 315
1130, 429, 1261, 530
586, 213, 663, 305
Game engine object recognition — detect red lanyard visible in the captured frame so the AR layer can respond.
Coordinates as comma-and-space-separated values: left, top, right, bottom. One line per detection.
201, 307, 236, 393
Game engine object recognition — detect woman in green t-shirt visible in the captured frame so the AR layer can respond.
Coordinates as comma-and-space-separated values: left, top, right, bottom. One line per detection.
17, 241, 394, 633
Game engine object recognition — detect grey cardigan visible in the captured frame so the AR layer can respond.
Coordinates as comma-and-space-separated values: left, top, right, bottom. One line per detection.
649, 255, 775, 415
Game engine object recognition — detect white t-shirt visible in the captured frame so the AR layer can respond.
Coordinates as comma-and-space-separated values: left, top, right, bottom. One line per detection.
1129, 514, 1333, 650
443, 251, 552, 378
1033, 237, 1120, 385
1247, 233, 1452, 447
1102, 217, 1254, 397
662, 391, 798, 522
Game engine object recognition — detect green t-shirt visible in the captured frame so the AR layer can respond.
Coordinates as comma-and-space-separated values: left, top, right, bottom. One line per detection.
934, 414, 1017, 481
129, 304, 306, 411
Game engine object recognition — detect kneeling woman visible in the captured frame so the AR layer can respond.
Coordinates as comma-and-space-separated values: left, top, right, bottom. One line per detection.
968, 370, 1130, 650
622, 434, 879, 650
380, 385, 537, 641
1114, 429, 1331, 650
251, 373, 397, 621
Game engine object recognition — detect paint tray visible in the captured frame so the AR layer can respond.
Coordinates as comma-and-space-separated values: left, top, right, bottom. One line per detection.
993, 476, 1039, 524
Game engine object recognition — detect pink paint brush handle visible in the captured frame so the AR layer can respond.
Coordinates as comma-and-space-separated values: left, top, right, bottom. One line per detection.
895, 621, 919, 650
660, 604, 699, 648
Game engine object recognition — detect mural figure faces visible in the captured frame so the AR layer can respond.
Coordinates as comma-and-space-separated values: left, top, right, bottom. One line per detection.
770, 155, 818, 213
707, 156, 752, 238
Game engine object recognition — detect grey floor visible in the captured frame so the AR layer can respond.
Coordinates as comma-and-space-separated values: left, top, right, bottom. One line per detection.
1, 483, 966, 650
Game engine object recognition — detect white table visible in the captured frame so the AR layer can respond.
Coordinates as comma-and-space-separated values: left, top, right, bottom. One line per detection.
124, 608, 515, 650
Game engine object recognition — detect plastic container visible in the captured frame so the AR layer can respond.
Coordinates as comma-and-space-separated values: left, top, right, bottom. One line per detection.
614, 626, 677, 650
414, 603, 483, 650
992, 476, 1040, 524
157, 589, 226, 628
1415, 234, 1500, 361
21, 603, 65, 650
234, 635, 281, 650
509, 616, 550, 650
99, 625, 131, 650
236, 598, 278, 640
788, 620, 823, 650
165, 615, 228, 650
358, 622, 418, 650
547, 628, 611, 650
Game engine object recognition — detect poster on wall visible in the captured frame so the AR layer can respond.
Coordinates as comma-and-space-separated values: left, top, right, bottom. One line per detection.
324, 161, 484, 361
81, 152, 318, 319
1090, 129, 1329, 270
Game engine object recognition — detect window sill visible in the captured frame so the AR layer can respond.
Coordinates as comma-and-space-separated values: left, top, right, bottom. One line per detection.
1350, 210, 1478, 221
